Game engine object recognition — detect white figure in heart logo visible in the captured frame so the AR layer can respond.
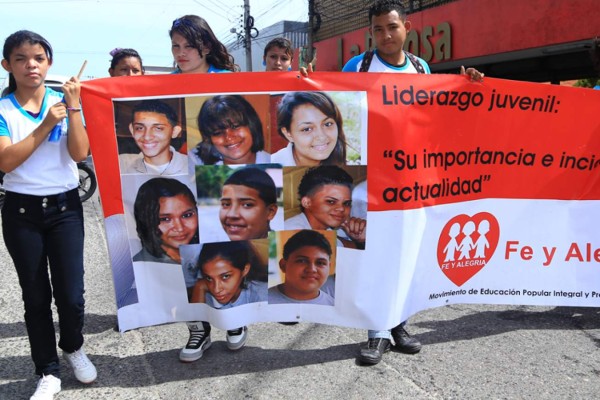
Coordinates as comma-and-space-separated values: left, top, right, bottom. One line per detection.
457, 221, 475, 260
473, 219, 490, 258
443, 222, 461, 262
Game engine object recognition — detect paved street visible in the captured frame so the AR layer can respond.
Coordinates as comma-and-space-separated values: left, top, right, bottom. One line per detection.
1, 197, 599, 399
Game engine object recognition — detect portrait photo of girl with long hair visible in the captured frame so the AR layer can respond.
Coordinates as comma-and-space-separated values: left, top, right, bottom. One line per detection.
271, 91, 366, 166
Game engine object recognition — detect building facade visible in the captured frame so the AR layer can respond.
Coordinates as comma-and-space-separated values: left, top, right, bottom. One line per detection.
312, 0, 600, 82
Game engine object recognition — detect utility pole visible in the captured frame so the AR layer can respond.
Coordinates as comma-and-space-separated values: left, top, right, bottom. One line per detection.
244, 0, 253, 71
307, 0, 315, 65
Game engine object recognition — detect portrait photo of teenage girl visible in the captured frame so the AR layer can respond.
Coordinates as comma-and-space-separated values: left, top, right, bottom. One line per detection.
190, 239, 268, 308
187, 94, 271, 166
271, 91, 366, 166
121, 175, 199, 264
176, 239, 267, 354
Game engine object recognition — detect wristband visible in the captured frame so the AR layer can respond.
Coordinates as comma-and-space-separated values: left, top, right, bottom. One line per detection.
67, 107, 82, 112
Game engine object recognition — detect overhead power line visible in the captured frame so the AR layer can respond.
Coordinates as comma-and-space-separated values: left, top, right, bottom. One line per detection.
193, 0, 232, 18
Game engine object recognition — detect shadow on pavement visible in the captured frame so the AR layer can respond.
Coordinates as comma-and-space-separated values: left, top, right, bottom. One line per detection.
414, 306, 600, 347
2, 306, 599, 394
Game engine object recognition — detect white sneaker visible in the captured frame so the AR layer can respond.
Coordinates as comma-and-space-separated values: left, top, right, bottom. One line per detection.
30, 374, 61, 400
63, 348, 97, 383
226, 326, 248, 351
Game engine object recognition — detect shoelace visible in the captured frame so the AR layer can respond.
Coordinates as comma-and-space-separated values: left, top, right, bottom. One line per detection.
35, 375, 56, 393
68, 351, 89, 369
367, 338, 385, 349
186, 331, 206, 348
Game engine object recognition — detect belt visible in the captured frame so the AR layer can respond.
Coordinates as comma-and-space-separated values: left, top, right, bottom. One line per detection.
5, 188, 80, 212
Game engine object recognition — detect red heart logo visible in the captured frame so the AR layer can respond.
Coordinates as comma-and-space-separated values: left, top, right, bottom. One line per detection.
436, 212, 500, 286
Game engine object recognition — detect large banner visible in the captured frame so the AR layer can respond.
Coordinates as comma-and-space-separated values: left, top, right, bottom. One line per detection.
81, 72, 600, 332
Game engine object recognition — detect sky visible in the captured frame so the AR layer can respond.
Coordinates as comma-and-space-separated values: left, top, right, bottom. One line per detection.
0, 0, 308, 80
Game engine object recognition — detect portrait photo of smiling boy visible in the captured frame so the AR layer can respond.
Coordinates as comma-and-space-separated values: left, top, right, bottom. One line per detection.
283, 165, 368, 249
114, 99, 188, 175
268, 229, 337, 306
195, 164, 284, 243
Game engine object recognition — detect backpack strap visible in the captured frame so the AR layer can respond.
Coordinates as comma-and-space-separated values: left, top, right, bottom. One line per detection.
404, 51, 426, 74
360, 49, 425, 74
359, 50, 374, 72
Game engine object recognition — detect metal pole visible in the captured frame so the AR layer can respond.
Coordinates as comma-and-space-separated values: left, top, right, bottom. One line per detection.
307, 0, 314, 65
244, 0, 253, 71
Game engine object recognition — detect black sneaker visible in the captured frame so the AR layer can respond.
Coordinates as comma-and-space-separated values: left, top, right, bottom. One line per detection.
179, 322, 212, 362
391, 324, 422, 354
357, 338, 391, 365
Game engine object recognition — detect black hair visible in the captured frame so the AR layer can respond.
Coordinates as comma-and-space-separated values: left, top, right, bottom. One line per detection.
277, 91, 347, 165
198, 240, 266, 285
195, 95, 264, 164
134, 178, 198, 258
264, 37, 294, 59
109, 48, 144, 73
282, 229, 332, 260
368, 0, 408, 23
297, 165, 353, 210
170, 15, 238, 72
224, 167, 277, 205
132, 99, 179, 127
2, 30, 53, 94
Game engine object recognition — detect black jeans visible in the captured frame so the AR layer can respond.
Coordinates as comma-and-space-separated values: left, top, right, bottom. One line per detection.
2, 188, 85, 377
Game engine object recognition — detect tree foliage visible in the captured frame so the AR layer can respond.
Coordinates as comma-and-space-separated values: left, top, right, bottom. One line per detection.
574, 78, 600, 88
